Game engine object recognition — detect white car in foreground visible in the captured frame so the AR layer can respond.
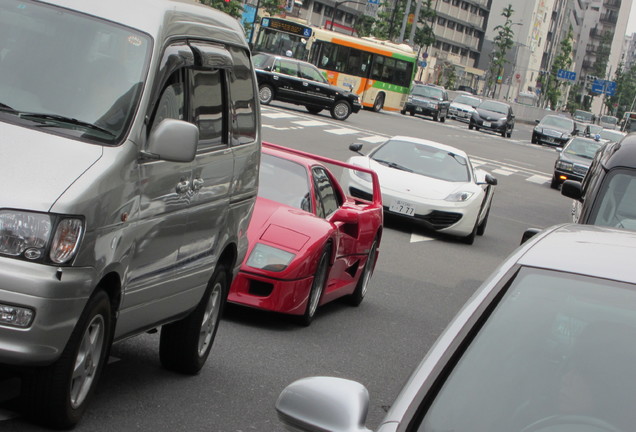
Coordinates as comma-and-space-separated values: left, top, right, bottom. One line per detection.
340, 136, 497, 244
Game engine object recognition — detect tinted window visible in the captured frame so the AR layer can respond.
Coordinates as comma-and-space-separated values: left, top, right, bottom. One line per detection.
479, 100, 509, 114
313, 167, 340, 218
419, 267, 636, 432
589, 169, 636, 230
229, 47, 257, 145
192, 69, 226, 148
274, 59, 298, 76
564, 138, 603, 159
150, 70, 185, 132
299, 63, 326, 83
412, 85, 445, 100
540, 115, 573, 129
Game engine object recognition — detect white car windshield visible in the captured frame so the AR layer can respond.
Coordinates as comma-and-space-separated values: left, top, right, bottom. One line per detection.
0, 0, 151, 144
371, 139, 470, 182
421, 267, 636, 432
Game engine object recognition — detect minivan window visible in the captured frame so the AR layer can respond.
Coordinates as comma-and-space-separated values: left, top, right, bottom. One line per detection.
0, 0, 151, 144
192, 69, 226, 148
228, 47, 257, 145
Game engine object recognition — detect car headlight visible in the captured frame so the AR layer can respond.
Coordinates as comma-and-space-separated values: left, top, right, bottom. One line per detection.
445, 191, 474, 202
407, 96, 413, 103
0, 210, 84, 264
534, 127, 542, 133
351, 163, 372, 182
562, 133, 571, 140
246, 243, 295, 272
556, 161, 573, 172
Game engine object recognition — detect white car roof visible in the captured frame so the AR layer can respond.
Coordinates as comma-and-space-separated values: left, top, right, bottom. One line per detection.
518, 224, 636, 285
388, 135, 469, 159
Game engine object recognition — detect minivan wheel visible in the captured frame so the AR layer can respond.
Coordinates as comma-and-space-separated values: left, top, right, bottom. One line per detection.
23, 290, 112, 429
258, 84, 274, 105
330, 100, 352, 121
160, 265, 228, 374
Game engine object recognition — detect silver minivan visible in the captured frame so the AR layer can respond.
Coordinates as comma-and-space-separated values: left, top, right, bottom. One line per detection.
0, 0, 260, 428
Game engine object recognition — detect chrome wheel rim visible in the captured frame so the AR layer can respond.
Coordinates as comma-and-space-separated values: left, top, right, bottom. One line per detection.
308, 256, 327, 317
360, 243, 377, 298
70, 314, 105, 409
198, 282, 222, 357
334, 103, 349, 119
259, 87, 272, 103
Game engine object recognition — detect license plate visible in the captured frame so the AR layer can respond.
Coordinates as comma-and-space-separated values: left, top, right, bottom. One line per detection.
416, 107, 422, 112
546, 137, 554, 143
483, 121, 491, 127
389, 199, 415, 216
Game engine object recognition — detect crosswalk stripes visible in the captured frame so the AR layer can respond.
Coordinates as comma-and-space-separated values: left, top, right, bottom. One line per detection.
326, 127, 360, 135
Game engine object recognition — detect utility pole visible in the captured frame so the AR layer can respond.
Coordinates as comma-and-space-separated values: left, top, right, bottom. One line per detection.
408, 0, 423, 45
398, 0, 412, 42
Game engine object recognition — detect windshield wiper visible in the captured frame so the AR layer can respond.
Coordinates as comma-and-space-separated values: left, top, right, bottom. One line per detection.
0, 102, 17, 113
19, 112, 115, 137
373, 158, 414, 172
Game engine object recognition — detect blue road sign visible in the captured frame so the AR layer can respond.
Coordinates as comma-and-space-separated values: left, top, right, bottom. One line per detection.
368, 0, 380, 4
592, 79, 617, 96
557, 69, 577, 81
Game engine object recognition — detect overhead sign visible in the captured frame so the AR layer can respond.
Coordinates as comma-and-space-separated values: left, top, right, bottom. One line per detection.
368, 0, 380, 4
556, 69, 577, 82
260, 17, 312, 38
592, 79, 617, 96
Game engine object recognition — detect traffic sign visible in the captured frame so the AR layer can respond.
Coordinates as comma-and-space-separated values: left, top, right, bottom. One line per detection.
418, 60, 427, 67
592, 79, 617, 96
557, 69, 577, 82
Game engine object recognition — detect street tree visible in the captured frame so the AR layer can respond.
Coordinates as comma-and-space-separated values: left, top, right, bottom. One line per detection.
486, 4, 516, 98
542, 26, 574, 110
200, 0, 244, 19
606, 63, 636, 118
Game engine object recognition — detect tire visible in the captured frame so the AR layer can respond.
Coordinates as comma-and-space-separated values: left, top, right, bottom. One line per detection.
432, 113, 438, 122
299, 247, 330, 326
23, 290, 112, 429
258, 84, 274, 105
475, 126, 480, 131
410, 110, 415, 116
501, 127, 506, 137
531, 133, 537, 144
372, 93, 385, 112
550, 175, 560, 189
441, 115, 446, 123
306, 106, 322, 115
462, 219, 479, 245
507, 128, 512, 138
477, 207, 490, 236
160, 265, 228, 374
469, 122, 474, 130
348, 238, 378, 306
330, 100, 352, 121
400, 108, 406, 115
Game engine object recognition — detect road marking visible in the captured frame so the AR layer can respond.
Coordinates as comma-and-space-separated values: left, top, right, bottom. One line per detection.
492, 168, 517, 176
527, 174, 551, 184
262, 112, 299, 119
326, 128, 359, 135
293, 120, 329, 127
410, 233, 435, 243
471, 159, 487, 166
360, 135, 388, 143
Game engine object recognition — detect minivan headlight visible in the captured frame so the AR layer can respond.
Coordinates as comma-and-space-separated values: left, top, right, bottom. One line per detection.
0, 210, 83, 264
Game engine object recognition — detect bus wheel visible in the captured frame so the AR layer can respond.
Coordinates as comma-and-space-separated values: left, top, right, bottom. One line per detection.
331, 100, 352, 121
372, 93, 385, 112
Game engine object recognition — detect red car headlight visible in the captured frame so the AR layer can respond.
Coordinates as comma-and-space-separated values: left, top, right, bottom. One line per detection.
246, 243, 295, 272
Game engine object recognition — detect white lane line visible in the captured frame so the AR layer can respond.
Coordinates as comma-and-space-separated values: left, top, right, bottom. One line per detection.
326, 128, 359, 135
492, 168, 517, 176
471, 159, 487, 166
527, 174, 551, 184
410, 233, 435, 243
293, 120, 329, 126
360, 135, 388, 143
261, 112, 300, 119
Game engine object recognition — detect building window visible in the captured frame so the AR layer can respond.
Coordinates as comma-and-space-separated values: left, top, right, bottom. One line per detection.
442, 42, 450, 51
313, 2, 322, 12
451, 45, 460, 54
438, 17, 446, 25
461, 1, 469, 10
448, 21, 455, 30
456, 24, 464, 32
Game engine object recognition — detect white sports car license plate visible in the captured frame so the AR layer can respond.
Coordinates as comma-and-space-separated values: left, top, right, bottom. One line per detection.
389, 199, 415, 216
483, 121, 491, 127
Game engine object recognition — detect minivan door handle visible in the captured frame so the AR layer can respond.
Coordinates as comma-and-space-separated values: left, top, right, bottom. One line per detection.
176, 180, 190, 194
192, 178, 204, 191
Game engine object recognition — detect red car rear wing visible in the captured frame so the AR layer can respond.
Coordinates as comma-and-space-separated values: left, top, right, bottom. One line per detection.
262, 141, 382, 206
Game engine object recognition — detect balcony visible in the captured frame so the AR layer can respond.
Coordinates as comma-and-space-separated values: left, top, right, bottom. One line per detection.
600, 14, 618, 24
586, 44, 597, 54
603, 0, 621, 8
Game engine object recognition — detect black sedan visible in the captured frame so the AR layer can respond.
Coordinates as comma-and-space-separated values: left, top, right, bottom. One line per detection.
252, 53, 361, 121
551, 136, 607, 189
531, 114, 578, 146
469, 100, 515, 138
400, 84, 450, 122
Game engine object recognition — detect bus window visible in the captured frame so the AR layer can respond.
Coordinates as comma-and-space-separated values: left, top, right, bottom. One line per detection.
345, 49, 371, 77
371, 55, 385, 81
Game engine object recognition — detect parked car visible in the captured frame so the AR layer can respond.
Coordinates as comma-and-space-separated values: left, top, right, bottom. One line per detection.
276, 223, 636, 432
562, 135, 636, 229
531, 114, 578, 146
400, 84, 450, 122
469, 99, 515, 138
340, 136, 497, 244
599, 114, 618, 130
228, 143, 383, 325
598, 128, 626, 144
448, 94, 482, 123
573, 109, 596, 124
252, 52, 361, 121
551, 135, 607, 189
0, 0, 260, 428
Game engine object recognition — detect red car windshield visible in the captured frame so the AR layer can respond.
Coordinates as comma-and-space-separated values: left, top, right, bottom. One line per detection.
258, 153, 312, 211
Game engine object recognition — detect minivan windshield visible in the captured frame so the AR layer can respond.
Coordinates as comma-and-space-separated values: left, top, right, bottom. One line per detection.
0, 0, 151, 144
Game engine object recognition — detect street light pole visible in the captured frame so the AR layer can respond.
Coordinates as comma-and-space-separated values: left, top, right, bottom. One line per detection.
329, 0, 366, 31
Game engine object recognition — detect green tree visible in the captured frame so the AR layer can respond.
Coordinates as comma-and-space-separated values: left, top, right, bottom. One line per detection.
199, 0, 244, 19
487, 4, 516, 97
354, 15, 376, 37
542, 26, 574, 110
588, 31, 613, 106
606, 63, 636, 118
370, 0, 435, 46
444, 65, 457, 89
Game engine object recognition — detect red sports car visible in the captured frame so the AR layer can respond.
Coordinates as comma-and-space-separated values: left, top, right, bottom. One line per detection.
228, 142, 383, 325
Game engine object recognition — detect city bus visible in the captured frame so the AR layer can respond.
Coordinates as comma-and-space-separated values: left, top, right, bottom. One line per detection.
253, 18, 417, 112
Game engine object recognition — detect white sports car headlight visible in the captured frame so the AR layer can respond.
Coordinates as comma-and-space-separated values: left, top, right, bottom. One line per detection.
445, 191, 474, 202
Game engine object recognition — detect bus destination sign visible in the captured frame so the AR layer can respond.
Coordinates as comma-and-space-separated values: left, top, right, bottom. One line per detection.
261, 17, 312, 38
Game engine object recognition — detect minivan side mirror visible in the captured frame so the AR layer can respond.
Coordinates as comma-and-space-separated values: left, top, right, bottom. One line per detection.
276, 377, 372, 432
561, 180, 583, 200
144, 119, 199, 163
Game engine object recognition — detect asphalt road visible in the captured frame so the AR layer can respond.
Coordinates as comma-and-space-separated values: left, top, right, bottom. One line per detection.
1, 104, 572, 431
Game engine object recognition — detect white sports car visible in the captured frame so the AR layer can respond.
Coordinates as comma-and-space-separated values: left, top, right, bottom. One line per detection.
340, 136, 497, 244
